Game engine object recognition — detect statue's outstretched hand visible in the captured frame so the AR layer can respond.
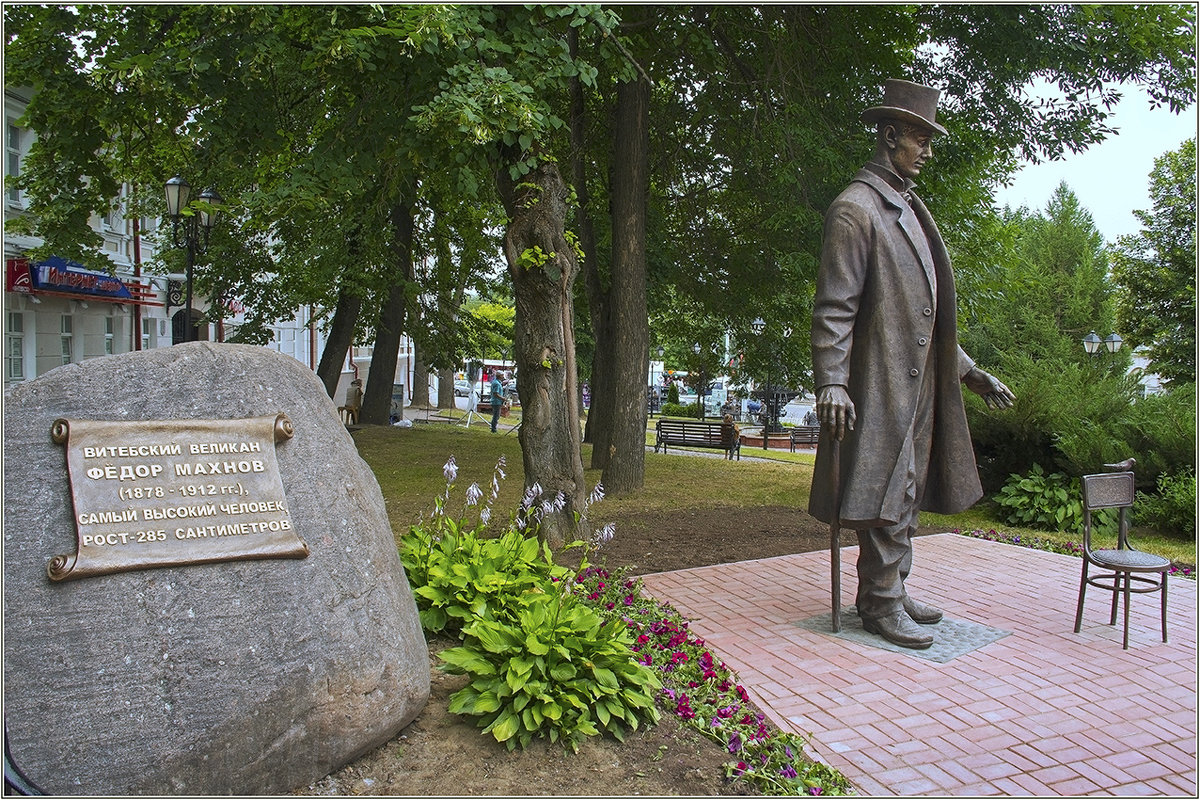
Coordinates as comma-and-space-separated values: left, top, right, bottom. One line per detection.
816, 384, 856, 441
964, 367, 1015, 410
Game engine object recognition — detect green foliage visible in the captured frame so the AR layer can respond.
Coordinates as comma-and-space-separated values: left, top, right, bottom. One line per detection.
994, 464, 1086, 533
440, 590, 661, 752
666, 382, 680, 405
660, 402, 696, 418
967, 354, 1137, 491
1116, 385, 1197, 485
1135, 468, 1197, 539
402, 518, 568, 636
399, 457, 569, 635
403, 455, 658, 753
1112, 138, 1197, 387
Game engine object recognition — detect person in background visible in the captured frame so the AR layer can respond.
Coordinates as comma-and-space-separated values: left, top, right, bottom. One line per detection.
343, 378, 363, 425
489, 371, 505, 433
721, 413, 741, 460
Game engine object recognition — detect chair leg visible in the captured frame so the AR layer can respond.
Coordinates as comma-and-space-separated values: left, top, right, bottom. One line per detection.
1161, 572, 1169, 643
1109, 573, 1120, 625
1073, 560, 1089, 633
1122, 572, 1131, 650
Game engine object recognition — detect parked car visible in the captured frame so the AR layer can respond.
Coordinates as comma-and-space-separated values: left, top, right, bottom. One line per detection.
453, 379, 473, 397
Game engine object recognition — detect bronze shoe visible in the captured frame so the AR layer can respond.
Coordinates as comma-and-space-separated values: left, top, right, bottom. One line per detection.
861, 611, 934, 649
903, 596, 944, 625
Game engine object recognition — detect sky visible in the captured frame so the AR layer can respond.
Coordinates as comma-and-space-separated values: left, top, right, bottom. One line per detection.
991, 84, 1198, 243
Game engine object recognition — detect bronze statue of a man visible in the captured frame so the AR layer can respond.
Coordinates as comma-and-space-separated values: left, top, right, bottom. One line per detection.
809, 79, 1015, 649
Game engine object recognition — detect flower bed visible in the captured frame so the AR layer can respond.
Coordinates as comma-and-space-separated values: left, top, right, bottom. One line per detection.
574, 565, 851, 795
957, 528, 1195, 579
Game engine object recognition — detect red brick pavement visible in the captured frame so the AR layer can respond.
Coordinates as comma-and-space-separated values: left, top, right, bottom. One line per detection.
640, 533, 1197, 796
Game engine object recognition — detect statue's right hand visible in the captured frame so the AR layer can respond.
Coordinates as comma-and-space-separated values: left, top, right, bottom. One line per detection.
816, 385, 856, 442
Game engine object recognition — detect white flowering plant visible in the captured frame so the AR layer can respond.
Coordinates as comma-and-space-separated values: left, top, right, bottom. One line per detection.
402, 456, 660, 751
400, 455, 574, 636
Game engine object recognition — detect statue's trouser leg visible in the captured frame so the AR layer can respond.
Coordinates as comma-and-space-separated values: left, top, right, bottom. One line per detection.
856, 358, 936, 620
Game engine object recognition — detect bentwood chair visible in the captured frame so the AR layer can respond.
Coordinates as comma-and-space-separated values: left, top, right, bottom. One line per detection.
1072, 460, 1170, 650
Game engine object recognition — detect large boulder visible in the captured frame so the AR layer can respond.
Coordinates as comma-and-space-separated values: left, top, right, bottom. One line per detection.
3, 343, 429, 795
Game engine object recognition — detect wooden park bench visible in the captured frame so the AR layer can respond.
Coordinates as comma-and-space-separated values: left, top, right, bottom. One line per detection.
789, 425, 820, 452
654, 419, 740, 461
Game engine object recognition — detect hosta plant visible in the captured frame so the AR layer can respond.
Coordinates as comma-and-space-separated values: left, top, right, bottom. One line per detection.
400, 456, 571, 635
439, 589, 661, 752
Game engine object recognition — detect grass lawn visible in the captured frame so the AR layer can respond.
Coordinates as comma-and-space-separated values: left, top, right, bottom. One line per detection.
354, 420, 1196, 570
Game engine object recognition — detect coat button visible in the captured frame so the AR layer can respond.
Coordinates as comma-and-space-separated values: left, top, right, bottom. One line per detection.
909, 368, 920, 377
922, 307, 933, 316
918, 337, 928, 346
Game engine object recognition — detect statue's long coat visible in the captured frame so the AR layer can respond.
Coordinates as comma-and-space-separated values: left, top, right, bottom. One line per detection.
808, 168, 983, 528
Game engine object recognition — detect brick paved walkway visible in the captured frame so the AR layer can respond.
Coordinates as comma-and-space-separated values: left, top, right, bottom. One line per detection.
641, 534, 1197, 796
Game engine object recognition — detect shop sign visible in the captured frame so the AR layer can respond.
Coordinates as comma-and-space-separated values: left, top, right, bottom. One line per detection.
5, 258, 32, 293
31, 256, 134, 300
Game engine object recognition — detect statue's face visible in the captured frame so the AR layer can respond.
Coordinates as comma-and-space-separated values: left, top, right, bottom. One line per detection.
887, 123, 933, 179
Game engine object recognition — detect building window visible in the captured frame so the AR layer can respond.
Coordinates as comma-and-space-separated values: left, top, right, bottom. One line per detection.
6, 312, 24, 381
60, 315, 73, 365
105, 317, 115, 355
6, 121, 21, 204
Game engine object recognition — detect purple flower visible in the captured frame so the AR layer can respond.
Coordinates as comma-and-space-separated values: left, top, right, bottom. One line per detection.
727, 732, 743, 754
442, 456, 458, 485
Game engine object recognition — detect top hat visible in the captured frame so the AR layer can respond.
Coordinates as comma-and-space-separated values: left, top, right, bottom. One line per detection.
860, 79, 948, 136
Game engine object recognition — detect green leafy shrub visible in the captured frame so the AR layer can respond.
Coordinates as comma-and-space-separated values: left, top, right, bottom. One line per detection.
403, 457, 657, 753
440, 590, 661, 752
400, 456, 570, 635
1135, 468, 1197, 538
661, 402, 697, 417
994, 463, 1084, 532
994, 464, 1119, 536
667, 382, 680, 405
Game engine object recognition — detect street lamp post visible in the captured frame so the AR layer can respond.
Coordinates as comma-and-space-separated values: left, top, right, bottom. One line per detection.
750, 317, 794, 449
165, 176, 222, 343
650, 345, 664, 417
692, 342, 706, 421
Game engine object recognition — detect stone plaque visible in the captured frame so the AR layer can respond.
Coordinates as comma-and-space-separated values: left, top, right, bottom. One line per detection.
49, 413, 308, 581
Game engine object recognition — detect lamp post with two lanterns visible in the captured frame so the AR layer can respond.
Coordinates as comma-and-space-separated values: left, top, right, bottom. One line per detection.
692, 342, 708, 421
750, 317, 796, 450
649, 345, 664, 417
164, 176, 223, 343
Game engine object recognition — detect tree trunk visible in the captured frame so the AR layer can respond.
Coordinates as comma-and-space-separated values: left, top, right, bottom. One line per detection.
602, 74, 652, 495
497, 155, 587, 548
570, 27, 614, 464
315, 286, 362, 400
437, 366, 457, 410
361, 198, 415, 425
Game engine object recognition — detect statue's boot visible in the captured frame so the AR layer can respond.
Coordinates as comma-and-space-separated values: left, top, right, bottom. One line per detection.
903, 596, 943, 625
862, 611, 934, 649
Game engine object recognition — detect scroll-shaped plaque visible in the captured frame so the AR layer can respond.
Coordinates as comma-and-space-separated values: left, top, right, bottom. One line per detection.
49, 414, 308, 582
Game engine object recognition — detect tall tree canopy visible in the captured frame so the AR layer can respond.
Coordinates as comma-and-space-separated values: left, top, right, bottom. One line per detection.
5, 4, 1195, 528
1111, 137, 1197, 387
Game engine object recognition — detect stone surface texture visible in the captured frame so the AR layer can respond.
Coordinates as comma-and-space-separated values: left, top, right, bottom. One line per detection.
3, 343, 429, 795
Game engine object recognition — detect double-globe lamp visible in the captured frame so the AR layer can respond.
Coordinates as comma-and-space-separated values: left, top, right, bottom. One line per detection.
164, 176, 223, 343
1082, 331, 1123, 355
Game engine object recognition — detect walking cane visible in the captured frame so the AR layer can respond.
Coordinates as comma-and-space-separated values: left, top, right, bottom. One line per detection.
827, 434, 843, 633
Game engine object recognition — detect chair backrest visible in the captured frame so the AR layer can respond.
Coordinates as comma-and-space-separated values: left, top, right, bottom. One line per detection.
1081, 471, 1135, 511
1080, 470, 1134, 552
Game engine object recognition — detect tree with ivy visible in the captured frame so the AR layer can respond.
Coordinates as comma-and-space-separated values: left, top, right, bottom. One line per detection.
1111, 137, 1197, 387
